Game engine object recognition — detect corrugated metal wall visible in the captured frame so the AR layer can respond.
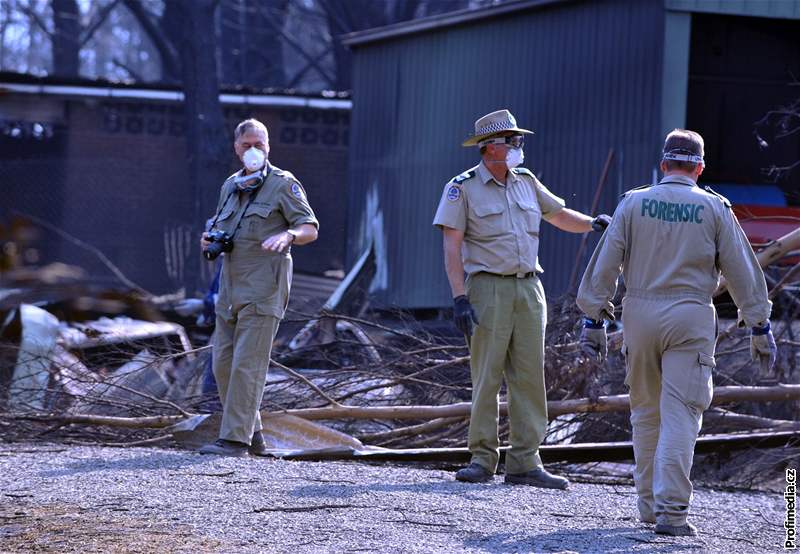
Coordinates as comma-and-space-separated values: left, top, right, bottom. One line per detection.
346, 0, 666, 308
666, 0, 800, 19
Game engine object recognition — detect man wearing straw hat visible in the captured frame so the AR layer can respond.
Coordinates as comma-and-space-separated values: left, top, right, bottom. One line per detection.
433, 109, 611, 487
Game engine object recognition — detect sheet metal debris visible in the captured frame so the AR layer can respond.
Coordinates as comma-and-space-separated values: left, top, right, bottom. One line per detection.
8, 305, 60, 410
258, 429, 800, 464
169, 411, 368, 452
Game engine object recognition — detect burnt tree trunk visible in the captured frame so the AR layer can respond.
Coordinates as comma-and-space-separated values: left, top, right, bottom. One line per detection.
174, 0, 230, 293
219, 0, 289, 88
51, 0, 80, 76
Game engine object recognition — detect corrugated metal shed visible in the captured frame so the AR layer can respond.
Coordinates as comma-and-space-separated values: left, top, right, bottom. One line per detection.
665, 0, 800, 19
345, 0, 666, 308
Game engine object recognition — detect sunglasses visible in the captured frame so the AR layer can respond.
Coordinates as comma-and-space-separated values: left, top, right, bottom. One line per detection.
480, 135, 525, 149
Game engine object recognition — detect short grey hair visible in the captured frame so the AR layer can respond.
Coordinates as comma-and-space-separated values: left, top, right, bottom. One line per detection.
234, 118, 268, 141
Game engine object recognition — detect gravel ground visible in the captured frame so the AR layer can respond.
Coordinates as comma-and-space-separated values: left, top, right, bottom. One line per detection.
0, 443, 789, 553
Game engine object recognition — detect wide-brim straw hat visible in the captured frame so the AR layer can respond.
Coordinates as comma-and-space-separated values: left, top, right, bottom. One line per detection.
462, 109, 534, 147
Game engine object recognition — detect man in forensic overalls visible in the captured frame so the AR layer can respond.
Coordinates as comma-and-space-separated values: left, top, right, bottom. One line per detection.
199, 118, 319, 456
577, 129, 776, 536
433, 109, 611, 487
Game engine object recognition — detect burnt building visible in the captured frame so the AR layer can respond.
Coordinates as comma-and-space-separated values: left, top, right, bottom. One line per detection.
1, 72, 351, 294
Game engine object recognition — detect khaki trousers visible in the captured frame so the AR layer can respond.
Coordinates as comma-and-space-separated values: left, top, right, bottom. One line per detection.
212, 303, 280, 444
622, 294, 715, 526
466, 272, 548, 474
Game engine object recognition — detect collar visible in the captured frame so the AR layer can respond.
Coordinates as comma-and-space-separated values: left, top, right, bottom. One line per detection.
658, 174, 697, 187
238, 163, 270, 180
234, 164, 270, 193
477, 160, 516, 187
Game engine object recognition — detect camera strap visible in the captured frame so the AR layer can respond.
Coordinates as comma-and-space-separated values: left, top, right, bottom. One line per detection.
228, 192, 259, 239
208, 167, 272, 239
208, 189, 237, 231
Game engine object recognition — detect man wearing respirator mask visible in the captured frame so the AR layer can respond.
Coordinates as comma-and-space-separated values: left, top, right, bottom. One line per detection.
433, 109, 611, 487
199, 118, 319, 457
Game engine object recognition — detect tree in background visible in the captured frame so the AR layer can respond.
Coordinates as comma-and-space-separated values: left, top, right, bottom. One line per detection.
20, 0, 121, 77
317, 0, 468, 90
0, 0, 499, 90
755, 94, 800, 202
0, 0, 501, 291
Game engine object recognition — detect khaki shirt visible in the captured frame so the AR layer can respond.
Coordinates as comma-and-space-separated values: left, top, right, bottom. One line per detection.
211, 164, 319, 319
432, 162, 565, 276
577, 175, 771, 326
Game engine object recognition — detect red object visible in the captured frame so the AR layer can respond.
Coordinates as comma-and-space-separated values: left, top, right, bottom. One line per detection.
733, 205, 800, 265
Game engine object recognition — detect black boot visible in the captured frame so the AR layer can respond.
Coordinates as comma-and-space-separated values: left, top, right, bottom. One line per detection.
504, 468, 569, 490
249, 430, 269, 456
198, 439, 249, 457
455, 463, 494, 483
655, 522, 698, 537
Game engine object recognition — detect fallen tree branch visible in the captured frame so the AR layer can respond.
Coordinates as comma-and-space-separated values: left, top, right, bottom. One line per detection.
704, 408, 800, 432
5, 386, 798, 431
281, 384, 800, 421
356, 417, 464, 442
716, 227, 800, 296
270, 358, 343, 408
0, 413, 187, 428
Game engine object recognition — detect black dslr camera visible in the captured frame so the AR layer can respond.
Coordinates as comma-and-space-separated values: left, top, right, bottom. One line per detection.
203, 229, 234, 261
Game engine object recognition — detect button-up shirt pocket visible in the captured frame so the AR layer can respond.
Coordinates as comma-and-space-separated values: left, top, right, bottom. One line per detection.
240, 204, 273, 240
470, 203, 505, 237
515, 200, 541, 235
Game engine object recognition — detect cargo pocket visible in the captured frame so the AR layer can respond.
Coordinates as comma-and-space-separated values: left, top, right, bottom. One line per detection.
687, 352, 715, 411
622, 344, 632, 389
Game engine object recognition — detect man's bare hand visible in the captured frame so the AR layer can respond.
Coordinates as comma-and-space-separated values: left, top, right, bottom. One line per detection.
261, 231, 293, 253
200, 232, 211, 252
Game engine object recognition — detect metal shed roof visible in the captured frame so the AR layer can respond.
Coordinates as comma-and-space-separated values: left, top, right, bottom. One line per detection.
665, 0, 800, 19
343, 0, 800, 49
342, 0, 578, 47
0, 71, 351, 109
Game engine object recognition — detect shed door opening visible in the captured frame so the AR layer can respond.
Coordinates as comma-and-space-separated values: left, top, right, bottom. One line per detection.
686, 13, 800, 206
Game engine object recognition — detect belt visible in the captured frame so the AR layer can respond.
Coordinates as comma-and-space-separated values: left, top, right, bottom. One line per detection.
479, 271, 535, 279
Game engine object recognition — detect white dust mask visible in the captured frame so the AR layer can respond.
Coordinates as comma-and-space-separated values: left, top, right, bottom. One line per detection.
242, 147, 266, 172
506, 147, 524, 169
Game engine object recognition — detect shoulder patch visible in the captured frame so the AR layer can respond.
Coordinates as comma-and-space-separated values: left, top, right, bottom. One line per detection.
511, 167, 535, 178
621, 184, 652, 198
703, 186, 732, 208
453, 170, 476, 184
446, 184, 462, 202
290, 182, 305, 199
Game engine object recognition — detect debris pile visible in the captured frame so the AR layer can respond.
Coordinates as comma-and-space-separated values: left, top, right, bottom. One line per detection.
0, 227, 798, 491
